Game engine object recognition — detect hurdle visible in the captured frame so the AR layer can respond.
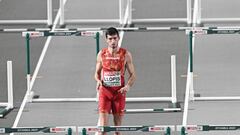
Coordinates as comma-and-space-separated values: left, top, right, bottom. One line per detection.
0, 125, 174, 135
127, 0, 190, 25
191, 0, 240, 24
185, 27, 240, 102
0, 26, 190, 33
15, 27, 191, 104
177, 125, 240, 135
2, 124, 240, 134
59, 0, 128, 26
0, 61, 14, 118
59, 0, 190, 26
4, 26, 240, 104
21, 30, 103, 103
0, 0, 52, 26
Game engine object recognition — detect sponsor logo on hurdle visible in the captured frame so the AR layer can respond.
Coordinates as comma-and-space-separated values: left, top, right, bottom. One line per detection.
87, 127, 101, 132
50, 127, 67, 132
0, 128, 5, 133
185, 27, 207, 35
22, 31, 44, 37
186, 125, 203, 131
148, 126, 166, 132
81, 31, 103, 36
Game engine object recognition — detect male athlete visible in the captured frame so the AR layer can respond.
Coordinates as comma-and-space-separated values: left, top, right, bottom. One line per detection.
95, 27, 136, 135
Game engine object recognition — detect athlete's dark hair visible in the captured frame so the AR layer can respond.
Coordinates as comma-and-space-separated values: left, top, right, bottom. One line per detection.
105, 27, 119, 38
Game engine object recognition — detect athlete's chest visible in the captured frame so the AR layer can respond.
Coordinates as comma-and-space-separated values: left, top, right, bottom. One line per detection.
102, 52, 125, 70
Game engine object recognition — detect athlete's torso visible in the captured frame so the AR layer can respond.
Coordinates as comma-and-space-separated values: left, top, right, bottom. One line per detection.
101, 48, 126, 90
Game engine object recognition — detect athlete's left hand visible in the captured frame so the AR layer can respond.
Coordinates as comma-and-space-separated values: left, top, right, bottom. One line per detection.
118, 84, 130, 94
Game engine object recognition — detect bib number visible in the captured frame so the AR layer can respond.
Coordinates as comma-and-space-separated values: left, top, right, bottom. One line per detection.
103, 71, 121, 87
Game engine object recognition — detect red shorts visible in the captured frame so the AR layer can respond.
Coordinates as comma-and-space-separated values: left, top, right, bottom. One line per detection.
98, 86, 126, 115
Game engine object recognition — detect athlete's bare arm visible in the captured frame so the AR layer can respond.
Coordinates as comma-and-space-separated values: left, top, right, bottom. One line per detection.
125, 51, 136, 87
119, 51, 136, 93
95, 50, 103, 89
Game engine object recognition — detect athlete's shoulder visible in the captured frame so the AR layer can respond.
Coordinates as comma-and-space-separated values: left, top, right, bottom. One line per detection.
101, 48, 108, 52
100, 48, 108, 55
119, 47, 127, 54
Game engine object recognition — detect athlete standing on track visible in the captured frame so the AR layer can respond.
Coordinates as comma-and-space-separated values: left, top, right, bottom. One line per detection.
94, 27, 136, 135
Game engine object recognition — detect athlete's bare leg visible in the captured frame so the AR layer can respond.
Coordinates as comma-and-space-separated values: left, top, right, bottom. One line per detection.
98, 113, 109, 135
113, 114, 123, 135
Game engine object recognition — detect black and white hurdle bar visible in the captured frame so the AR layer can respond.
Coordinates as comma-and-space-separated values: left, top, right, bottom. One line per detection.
179, 125, 240, 135
0, 26, 188, 33
0, 125, 174, 135
1, 26, 240, 33
2, 125, 240, 134
0, 61, 14, 118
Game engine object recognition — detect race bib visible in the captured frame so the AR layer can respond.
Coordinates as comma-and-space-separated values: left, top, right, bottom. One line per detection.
103, 71, 121, 87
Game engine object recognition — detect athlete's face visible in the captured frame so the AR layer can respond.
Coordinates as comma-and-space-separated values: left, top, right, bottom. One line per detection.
106, 34, 119, 49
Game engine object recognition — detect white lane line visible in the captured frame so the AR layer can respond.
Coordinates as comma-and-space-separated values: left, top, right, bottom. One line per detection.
11, 0, 68, 133
182, 34, 195, 126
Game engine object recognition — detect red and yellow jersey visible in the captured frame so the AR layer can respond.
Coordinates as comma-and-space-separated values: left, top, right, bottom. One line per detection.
101, 48, 126, 90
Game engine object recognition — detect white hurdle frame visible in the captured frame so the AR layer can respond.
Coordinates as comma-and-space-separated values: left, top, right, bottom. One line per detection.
129, 0, 189, 24
0, 61, 14, 117
0, 0, 52, 26
186, 28, 240, 101
193, 0, 240, 24
32, 55, 178, 103
60, 0, 122, 25
59, 0, 190, 26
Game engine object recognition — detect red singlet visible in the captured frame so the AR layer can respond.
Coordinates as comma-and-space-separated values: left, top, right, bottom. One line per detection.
98, 48, 126, 115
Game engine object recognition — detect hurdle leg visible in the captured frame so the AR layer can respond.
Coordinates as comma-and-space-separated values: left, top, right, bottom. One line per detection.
25, 33, 33, 102
127, 0, 132, 25
171, 55, 177, 105
165, 127, 171, 135
68, 128, 72, 135
59, 0, 65, 27
181, 127, 186, 135
170, 55, 181, 108
7, 61, 13, 109
47, 0, 53, 26
119, 0, 123, 24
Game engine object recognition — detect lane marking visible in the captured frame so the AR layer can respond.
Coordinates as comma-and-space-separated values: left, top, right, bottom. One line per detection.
11, 0, 68, 133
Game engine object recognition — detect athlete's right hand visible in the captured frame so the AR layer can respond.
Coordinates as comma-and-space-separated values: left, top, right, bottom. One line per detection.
96, 80, 102, 91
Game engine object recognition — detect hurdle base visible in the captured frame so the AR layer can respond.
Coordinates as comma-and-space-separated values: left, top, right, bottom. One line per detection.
125, 108, 181, 113
32, 97, 174, 103
0, 107, 13, 118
